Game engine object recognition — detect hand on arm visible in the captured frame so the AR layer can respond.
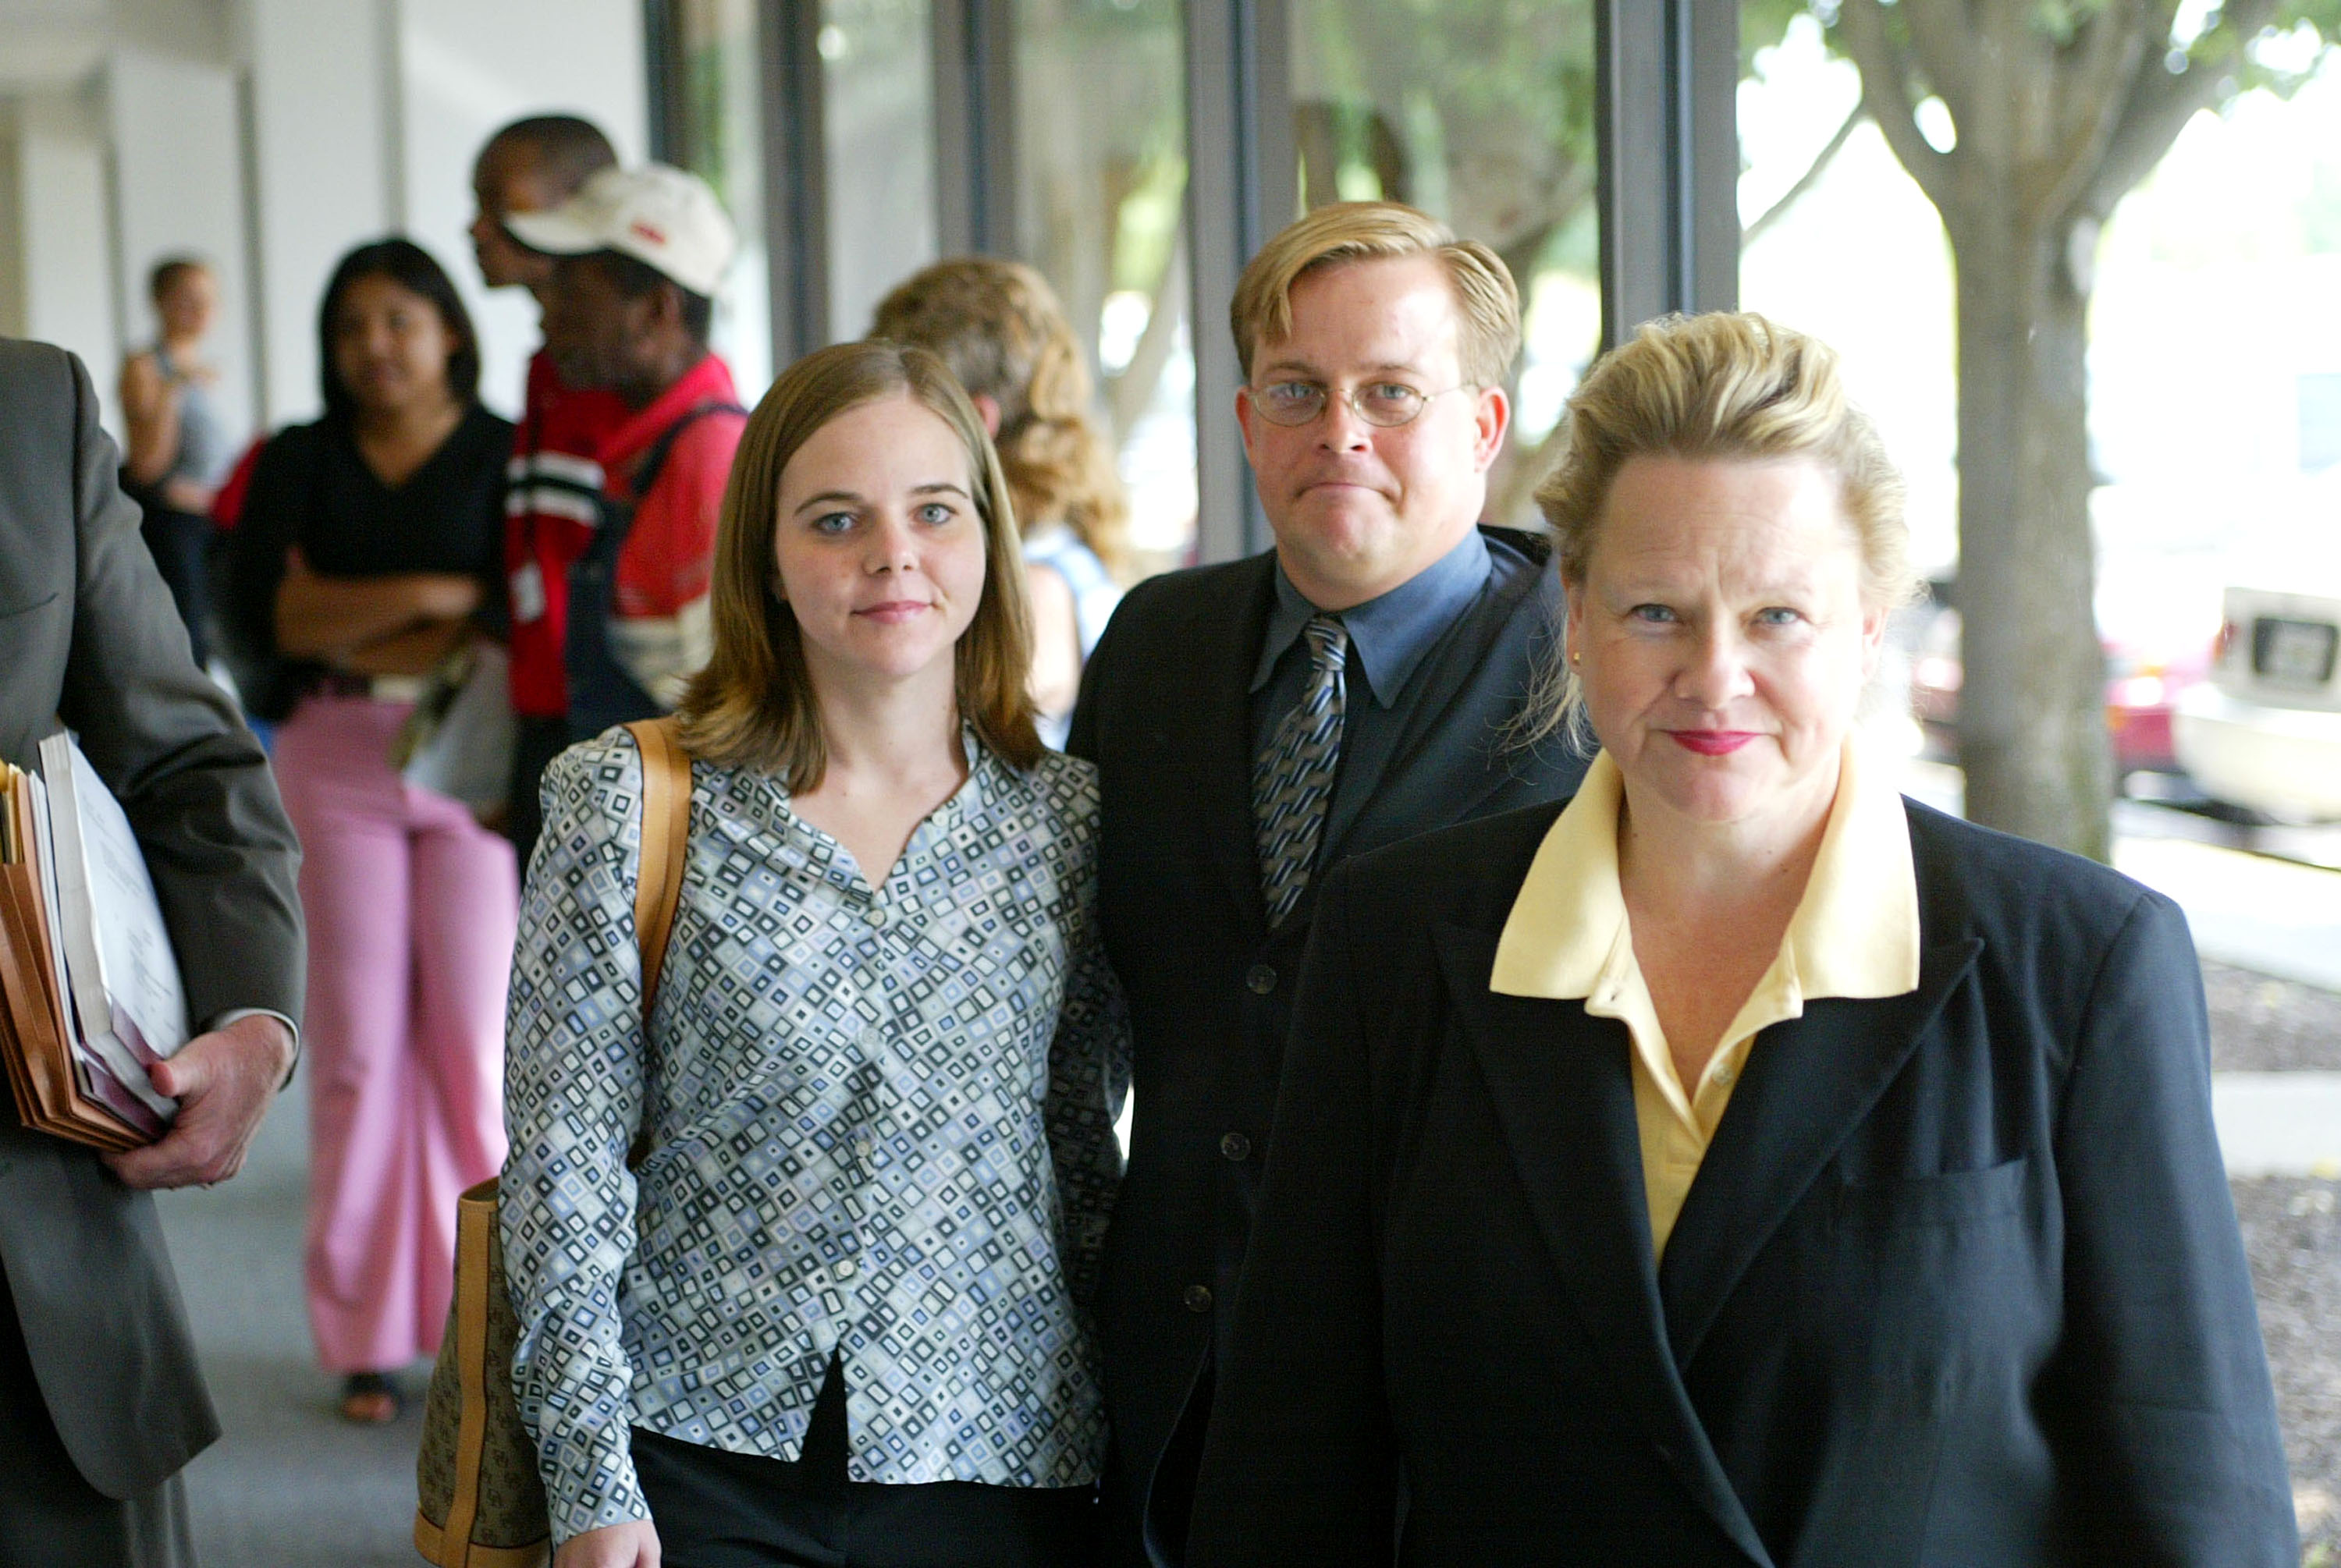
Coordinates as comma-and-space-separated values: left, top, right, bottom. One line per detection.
272, 546, 481, 661
159, 476, 215, 515
101, 1012, 296, 1190
553, 1521, 659, 1568
340, 618, 471, 677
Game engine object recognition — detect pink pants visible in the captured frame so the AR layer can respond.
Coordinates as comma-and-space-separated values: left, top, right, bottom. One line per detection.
272, 694, 518, 1374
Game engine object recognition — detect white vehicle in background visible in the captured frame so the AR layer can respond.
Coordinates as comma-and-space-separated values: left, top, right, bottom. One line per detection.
2173, 578, 2341, 822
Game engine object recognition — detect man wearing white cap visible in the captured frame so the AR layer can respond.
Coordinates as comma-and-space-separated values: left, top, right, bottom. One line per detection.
506, 163, 748, 746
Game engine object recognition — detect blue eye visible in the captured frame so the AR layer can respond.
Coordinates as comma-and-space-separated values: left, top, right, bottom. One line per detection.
916, 501, 955, 526
1755, 606, 1803, 627
1629, 604, 1677, 624
811, 511, 855, 535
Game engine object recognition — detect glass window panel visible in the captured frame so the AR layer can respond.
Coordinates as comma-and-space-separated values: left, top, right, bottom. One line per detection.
1736, 12, 1950, 764
824, 0, 939, 345
669, 0, 774, 400
1014, 0, 1196, 574
1738, 10, 1955, 581
1738, 8, 2341, 804
1288, 0, 1600, 527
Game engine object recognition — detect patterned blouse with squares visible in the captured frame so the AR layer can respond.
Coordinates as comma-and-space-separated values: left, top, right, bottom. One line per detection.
502, 727, 1130, 1542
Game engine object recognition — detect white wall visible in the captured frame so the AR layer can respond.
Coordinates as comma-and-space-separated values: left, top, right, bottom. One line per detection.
2, 0, 650, 430
398, 0, 648, 417
107, 48, 254, 452
13, 89, 121, 430
240, 0, 647, 424
243, 0, 393, 426
0, 115, 25, 339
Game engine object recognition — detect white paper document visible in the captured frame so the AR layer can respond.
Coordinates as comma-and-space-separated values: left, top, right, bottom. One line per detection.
37, 733, 186, 1123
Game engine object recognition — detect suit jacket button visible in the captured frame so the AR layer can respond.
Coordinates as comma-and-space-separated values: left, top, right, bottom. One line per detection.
1220, 1132, 1251, 1162
1245, 963, 1277, 995
1182, 1284, 1214, 1314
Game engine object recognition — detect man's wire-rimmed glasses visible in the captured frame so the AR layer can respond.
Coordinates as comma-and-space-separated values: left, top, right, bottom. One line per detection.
1245, 379, 1474, 428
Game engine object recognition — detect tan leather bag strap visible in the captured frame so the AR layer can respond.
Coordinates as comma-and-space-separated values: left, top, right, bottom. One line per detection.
623, 717, 691, 1014
439, 1186, 498, 1566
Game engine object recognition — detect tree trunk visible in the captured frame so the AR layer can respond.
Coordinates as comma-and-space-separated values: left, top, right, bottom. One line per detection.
1948, 207, 2113, 860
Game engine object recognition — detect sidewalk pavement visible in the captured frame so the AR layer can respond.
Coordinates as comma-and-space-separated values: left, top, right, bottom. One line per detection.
2215, 1075, 2341, 1180
153, 1079, 426, 1567
1895, 754, 2341, 1178
2113, 835, 2341, 995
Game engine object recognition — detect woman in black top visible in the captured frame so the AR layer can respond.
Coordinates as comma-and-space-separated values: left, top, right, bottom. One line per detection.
225, 239, 520, 1424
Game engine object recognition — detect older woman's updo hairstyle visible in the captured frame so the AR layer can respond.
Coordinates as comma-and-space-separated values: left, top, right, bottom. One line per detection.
1523, 312, 1920, 745
1536, 311, 1916, 608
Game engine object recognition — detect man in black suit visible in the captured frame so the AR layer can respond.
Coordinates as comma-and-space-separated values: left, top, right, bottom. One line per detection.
1068, 201, 1588, 1565
0, 338, 304, 1566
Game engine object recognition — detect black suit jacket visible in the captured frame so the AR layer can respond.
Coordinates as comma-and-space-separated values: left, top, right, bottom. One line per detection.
1067, 527, 1588, 1557
1185, 796, 2297, 1566
0, 340, 304, 1498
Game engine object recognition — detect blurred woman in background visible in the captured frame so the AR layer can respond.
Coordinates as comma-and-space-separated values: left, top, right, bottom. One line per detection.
872, 257, 1126, 747
121, 255, 233, 668
223, 238, 517, 1425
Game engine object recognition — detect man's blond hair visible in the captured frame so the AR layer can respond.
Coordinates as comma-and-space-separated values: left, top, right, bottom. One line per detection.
1231, 201, 1522, 388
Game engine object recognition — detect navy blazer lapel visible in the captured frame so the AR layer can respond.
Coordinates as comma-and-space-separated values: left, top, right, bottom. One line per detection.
1318, 541, 1561, 870
1435, 923, 1777, 1568
1657, 935, 1985, 1371
1174, 556, 1277, 931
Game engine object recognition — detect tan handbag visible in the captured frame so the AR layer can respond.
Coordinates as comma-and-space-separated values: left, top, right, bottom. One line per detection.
414, 717, 693, 1567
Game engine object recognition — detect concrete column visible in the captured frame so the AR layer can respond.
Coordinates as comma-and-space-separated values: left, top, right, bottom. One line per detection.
396, 0, 648, 415
106, 48, 257, 449
12, 90, 122, 428
243, 0, 392, 425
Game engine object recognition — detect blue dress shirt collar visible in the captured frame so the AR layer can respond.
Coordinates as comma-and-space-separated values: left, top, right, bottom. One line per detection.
1249, 526, 1494, 708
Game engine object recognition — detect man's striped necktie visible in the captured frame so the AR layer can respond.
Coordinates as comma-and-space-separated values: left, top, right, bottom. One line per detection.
1253, 613, 1350, 928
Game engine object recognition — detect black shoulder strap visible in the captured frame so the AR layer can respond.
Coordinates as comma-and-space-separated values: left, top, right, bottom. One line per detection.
622, 400, 749, 506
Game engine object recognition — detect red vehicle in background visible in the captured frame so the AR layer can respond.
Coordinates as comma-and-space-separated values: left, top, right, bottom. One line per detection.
1908, 580, 2216, 783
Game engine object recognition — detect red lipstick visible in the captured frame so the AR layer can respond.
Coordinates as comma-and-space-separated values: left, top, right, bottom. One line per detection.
1668, 730, 1758, 756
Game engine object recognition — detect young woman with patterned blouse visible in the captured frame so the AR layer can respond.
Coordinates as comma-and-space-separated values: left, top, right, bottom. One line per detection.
501, 339, 1128, 1568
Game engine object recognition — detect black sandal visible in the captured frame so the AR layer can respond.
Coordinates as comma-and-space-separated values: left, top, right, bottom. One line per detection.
339, 1371, 403, 1424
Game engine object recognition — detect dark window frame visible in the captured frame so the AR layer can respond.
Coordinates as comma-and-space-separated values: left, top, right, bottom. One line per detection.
662, 0, 1741, 559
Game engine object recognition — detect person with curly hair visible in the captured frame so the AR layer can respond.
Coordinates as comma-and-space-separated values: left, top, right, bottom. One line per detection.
872, 258, 1127, 747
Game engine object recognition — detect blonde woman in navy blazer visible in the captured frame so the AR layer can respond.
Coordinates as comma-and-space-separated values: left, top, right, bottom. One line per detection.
1185, 313, 2297, 1567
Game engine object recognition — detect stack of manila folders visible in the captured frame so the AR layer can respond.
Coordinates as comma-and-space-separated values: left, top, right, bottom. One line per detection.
0, 733, 188, 1150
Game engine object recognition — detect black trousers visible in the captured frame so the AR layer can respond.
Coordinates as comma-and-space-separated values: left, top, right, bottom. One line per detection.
133, 502, 213, 670
505, 712, 572, 869
0, 1261, 197, 1568
631, 1358, 1097, 1568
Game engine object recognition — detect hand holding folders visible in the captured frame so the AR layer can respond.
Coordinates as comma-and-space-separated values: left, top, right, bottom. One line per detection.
0, 733, 190, 1150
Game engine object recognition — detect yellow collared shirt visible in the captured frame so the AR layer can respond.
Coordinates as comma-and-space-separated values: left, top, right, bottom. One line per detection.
1489, 743, 1922, 1258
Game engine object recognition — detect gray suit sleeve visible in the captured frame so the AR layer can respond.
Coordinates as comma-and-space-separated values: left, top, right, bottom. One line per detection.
52, 346, 305, 1029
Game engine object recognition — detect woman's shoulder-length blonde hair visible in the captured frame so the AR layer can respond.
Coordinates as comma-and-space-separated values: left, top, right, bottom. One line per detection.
675, 339, 1041, 789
